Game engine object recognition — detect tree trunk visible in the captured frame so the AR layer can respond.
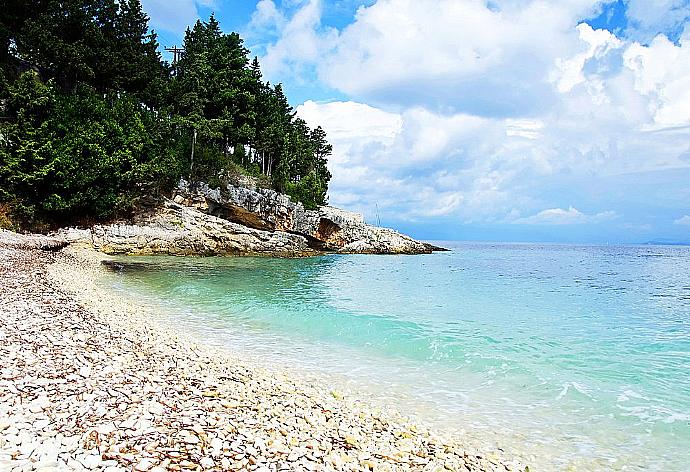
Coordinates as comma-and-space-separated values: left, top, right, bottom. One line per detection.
189, 128, 197, 182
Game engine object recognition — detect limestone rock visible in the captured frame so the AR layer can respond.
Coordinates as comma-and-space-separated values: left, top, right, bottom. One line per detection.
55, 200, 315, 257
0, 229, 68, 252
175, 180, 444, 255
48, 180, 446, 256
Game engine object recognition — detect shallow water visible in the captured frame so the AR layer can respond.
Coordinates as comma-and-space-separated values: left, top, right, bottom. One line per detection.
102, 242, 690, 470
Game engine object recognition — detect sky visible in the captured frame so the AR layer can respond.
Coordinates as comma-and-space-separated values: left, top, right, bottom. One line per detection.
142, 0, 690, 243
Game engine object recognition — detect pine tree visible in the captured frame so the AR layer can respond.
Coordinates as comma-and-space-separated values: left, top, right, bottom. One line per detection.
1, 8, 333, 226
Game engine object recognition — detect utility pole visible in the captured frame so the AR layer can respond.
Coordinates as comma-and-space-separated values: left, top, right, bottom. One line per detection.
164, 45, 185, 65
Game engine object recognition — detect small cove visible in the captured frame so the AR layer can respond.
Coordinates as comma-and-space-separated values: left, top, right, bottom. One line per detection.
100, 242, 690, 470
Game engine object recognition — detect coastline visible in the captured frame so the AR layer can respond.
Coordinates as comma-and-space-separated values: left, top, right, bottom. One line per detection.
0, 239, 524, 471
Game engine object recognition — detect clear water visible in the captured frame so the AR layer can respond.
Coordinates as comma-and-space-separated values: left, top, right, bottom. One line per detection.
102, 243, 690, 470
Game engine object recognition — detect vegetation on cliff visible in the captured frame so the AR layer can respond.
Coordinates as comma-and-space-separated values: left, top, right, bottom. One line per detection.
0, 1, 332, 229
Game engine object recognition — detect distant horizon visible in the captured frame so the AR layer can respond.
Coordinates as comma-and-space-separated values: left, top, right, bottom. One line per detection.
358, 212, 690, 246
415, 238, 690, 247
382, 218, 690, 246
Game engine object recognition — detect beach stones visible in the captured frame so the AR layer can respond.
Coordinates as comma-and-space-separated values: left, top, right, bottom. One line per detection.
0, 238, 525, 472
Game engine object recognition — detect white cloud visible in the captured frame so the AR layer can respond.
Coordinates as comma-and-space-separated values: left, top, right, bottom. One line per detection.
512, 207, 617, 225
552, 23, 622, 93
249, 0, 286, 31
141, 0, 201, 33
254, 0, 338, 81
297, 100, 401, 143
257, 0, 690, 233
674, 215, 690, 225
296, 91, 690, 224
624, 31, 690, 127
316, 0, 610, 116
297, 100, 535, 222
625, 0, 690, 42
418, 193, 464, 217
505, 119, 544, 139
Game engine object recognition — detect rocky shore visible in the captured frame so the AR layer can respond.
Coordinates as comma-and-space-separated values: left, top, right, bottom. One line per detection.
0, 233, 523, 471
55, 181, 445, 257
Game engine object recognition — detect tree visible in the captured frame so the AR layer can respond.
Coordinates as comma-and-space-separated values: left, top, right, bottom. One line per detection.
104, 0, 167, 105
0, 70, 57, 221
0, 70, 175, 227
0, 7, 333, 228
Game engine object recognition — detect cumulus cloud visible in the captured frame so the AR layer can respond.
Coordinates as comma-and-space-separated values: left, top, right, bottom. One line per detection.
674, 215, 690, 225
624, 31, 690, 127
256, 0, 690, 236
296, 91, 688, 225
249, 0, 286, 32
310, 0, 627, 116
553, 23, 623, 93
297, 100, 401, 143
625, 0, 690, 43
251, 0, 338, 81
297, 100, 537, 222
141, 0, 202, 33
512, 207, 617, 225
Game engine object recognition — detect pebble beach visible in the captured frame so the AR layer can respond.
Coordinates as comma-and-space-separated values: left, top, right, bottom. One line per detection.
0, 233, 524, 472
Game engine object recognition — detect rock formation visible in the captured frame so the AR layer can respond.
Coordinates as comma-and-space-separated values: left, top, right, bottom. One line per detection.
54, 181, 445, 256
58, 199, 316, 257
0, 229, 68, 252
173, 180, 443, 254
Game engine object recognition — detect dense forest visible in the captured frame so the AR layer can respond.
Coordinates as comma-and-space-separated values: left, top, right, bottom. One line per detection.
0, 0, 332, 230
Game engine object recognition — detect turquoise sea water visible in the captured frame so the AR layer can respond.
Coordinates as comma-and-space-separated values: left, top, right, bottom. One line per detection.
103, 243, 690, 470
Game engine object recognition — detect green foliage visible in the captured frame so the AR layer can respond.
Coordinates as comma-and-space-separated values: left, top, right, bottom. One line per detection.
285, 171, 329, 210
170, 17, 331, 206
0, 3, 332, 229
0, 71, 174, 226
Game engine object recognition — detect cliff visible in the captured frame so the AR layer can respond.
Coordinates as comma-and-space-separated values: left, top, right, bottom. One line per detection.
56, 181, 445, 256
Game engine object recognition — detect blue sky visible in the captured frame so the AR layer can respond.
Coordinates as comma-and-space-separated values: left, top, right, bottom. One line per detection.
143, 0, 690, 243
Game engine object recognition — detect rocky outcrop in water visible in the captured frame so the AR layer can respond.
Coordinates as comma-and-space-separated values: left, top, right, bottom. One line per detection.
173, 180, 443, 254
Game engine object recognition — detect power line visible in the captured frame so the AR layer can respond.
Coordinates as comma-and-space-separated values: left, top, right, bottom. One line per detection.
164, 45, 184, 64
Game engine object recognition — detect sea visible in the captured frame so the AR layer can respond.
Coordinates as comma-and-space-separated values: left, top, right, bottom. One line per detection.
101, 242, 690, 471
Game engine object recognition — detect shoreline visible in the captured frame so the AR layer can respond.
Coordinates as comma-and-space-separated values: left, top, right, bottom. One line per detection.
0, 239, 524, 471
